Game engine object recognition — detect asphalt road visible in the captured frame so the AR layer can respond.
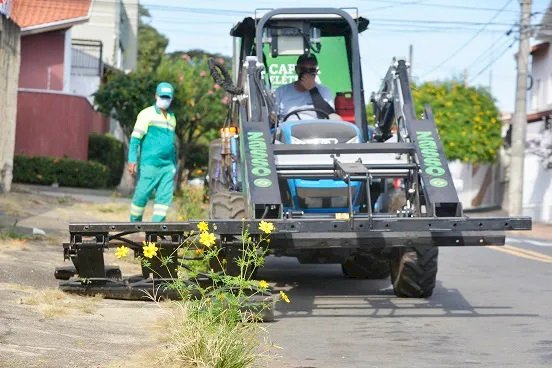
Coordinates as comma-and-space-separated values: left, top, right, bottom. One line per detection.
260, 235, 552, 368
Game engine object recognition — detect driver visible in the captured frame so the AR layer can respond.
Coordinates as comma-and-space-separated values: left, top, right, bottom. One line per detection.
275, 54, 336, 121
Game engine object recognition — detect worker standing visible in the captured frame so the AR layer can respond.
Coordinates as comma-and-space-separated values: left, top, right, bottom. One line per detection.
127, 82, 177, 222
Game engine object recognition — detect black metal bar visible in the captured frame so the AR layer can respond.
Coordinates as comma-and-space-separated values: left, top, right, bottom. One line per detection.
267, 231, 507, 248
277, 172, 410, 179
276, 163, 418, 170
272, 142, 416, 154
68, 216, 531, 235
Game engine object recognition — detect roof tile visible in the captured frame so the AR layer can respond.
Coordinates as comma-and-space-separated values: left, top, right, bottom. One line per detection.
11, 0, 91, 29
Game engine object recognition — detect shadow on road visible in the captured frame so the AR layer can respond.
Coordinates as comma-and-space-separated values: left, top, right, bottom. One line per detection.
258, 256, 538, 320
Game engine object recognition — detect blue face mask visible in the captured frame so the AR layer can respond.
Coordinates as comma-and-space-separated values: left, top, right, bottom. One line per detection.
156, 96, 172, 110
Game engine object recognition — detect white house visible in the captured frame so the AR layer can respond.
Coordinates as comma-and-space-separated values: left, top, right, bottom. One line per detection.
522, 3, 552, 222
70, 0, 139, 97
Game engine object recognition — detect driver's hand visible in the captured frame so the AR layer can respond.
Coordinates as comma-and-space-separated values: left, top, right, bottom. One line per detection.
299, 73, 316, 91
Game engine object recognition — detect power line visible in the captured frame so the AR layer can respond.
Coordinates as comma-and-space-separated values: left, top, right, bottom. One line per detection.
420, 0, 514, 78
468, 40, 515, 83
362, 0, 519, 13
464, 34, 514, 72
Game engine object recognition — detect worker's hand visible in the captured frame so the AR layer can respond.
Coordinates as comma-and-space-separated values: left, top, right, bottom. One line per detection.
298, 73, 316, 91
127, 163, 137, 176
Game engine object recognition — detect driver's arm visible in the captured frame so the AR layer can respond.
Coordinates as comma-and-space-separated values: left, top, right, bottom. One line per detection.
274, 86, 285, 120
318, 84, 336, 110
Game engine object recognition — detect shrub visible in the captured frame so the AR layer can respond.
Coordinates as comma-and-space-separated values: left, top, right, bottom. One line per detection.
412, 81, 502, 163
88, 133, 125, 187
13, 155, 109, 188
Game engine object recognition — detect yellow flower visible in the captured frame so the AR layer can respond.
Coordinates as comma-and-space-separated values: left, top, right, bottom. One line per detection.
115, 246, 129, 259
279, 290, 290, 303
258, 280, 269, 289
197, 221, 209, 232
199, 232, 216, 247
259, 220, 275, 234
142, 242, 158, 259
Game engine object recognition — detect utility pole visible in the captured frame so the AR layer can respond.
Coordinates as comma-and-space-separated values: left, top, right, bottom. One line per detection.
508, 0, 532, 216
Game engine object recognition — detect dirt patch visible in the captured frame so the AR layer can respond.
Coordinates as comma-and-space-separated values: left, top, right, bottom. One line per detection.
0, 187, 169, 367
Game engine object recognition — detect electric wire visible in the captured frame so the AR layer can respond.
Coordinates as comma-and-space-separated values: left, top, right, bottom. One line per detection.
468, 39, 516, 83
420, 0, 514, 79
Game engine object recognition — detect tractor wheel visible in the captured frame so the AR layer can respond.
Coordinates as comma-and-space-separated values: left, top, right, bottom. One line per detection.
209, 191, 246, 220
207, 139, 227, 195
209, 191, 251, 277
390, 246, 438, 298
342, 252, 390, 279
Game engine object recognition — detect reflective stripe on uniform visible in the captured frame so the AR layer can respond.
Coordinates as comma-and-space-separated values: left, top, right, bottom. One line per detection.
130, 203, 146, 216
149, 121, 175, 130
153, 203, 170, 216
131, 129, 146, 138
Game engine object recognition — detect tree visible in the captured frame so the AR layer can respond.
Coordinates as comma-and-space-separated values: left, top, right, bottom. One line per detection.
155, 56, 228, 179
137, 4, 168, 73
94, 55, 229, 183
94, 71, 157, 137
411, 81, 502, 163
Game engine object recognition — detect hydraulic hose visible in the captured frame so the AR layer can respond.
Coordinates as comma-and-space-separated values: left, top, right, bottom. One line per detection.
208, 58, 243, 95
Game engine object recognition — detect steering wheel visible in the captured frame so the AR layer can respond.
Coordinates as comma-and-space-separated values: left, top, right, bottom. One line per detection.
283, 108, 330, 122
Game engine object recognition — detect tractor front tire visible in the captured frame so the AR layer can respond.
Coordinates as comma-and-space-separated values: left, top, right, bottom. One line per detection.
390, 246, 438, 298
209, 191, 246, 220
209, 191, 248, 276
342, 252, 390, 279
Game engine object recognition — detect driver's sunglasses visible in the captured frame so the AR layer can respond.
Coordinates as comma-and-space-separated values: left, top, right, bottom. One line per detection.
299, 67, 319, 74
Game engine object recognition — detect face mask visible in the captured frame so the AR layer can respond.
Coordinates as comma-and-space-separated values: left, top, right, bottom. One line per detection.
156, 96, 172, 110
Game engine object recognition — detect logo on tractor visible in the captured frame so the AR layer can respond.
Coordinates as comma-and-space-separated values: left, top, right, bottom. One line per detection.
247, 131, 273, 188
416, 131, 449, 188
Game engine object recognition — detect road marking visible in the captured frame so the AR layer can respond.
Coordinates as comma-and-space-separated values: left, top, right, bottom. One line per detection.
488, 244, 552, 263
503, 245, 552, 261
506, 237, 552, 247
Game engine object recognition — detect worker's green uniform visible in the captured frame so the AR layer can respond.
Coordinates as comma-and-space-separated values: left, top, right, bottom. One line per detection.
128, 105, 177, 222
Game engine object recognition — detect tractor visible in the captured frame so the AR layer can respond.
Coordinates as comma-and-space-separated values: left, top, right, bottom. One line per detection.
55, 8, 531, 300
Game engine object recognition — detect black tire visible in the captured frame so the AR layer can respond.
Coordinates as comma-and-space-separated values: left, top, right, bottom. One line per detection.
209, 191, 250, 277
207, 139, 228, 195
390, 246, 438, 298
342, 252, 390, 279
209, 191, 246, 220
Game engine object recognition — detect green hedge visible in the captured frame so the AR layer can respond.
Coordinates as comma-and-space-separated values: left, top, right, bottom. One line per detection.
88, 133, 125, 187
13, 155, 109, 188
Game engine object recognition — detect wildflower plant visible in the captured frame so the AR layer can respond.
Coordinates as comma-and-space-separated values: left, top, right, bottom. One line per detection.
113, 219, 285, 367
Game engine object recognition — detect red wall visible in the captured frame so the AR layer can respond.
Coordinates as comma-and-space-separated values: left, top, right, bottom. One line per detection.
15, 91, 109, 160
19, 30, 65, 90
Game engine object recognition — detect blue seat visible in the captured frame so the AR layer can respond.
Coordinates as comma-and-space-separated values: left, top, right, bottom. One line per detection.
278, 120, 363, 213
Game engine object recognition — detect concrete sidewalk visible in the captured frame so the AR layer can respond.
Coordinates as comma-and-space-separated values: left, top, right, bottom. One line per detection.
11, 183, 130, 204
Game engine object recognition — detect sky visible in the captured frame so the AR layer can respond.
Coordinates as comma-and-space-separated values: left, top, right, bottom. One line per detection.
142, 0, 551, 113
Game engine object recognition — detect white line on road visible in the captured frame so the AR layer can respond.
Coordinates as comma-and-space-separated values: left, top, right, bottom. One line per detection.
506, 237, 552, 247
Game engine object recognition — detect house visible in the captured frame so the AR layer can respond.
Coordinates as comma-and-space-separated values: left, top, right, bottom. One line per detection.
71, 0, 138, 73
522, 3, 552, 222
11, 0, 109, 161
70, 0, 139, 142
0, 0, 20, 192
